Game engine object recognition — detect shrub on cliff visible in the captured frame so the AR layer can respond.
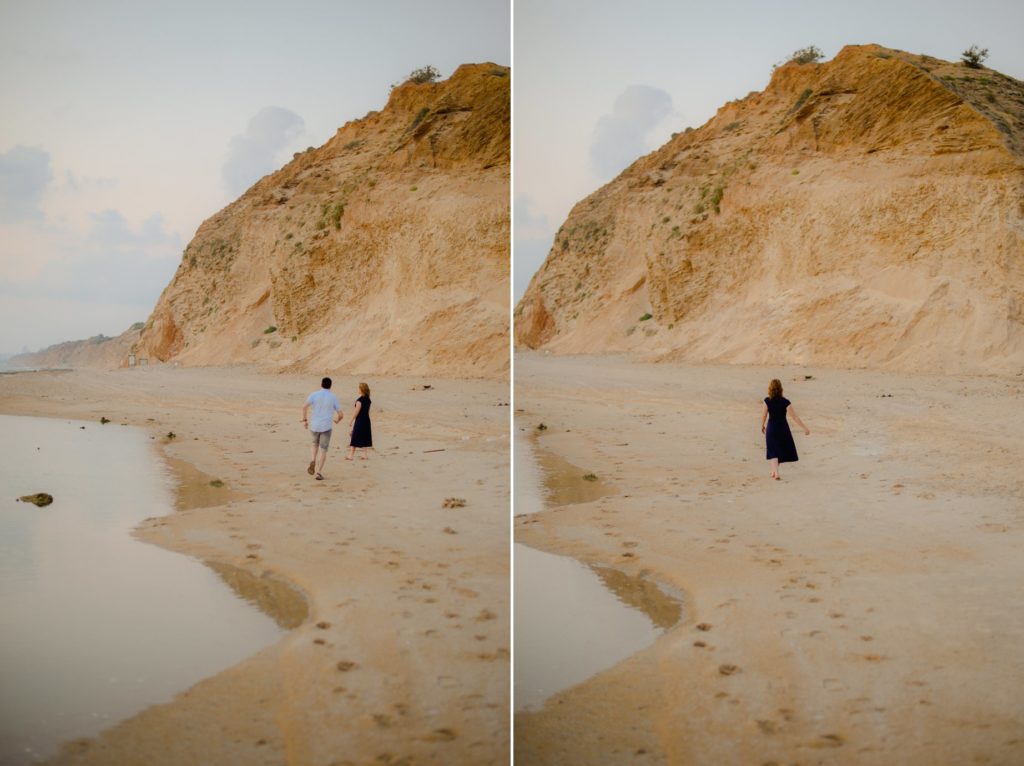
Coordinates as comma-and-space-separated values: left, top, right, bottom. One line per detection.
787, 46, 824, 65
961, 45, 989, 68
407, 65, 441, 84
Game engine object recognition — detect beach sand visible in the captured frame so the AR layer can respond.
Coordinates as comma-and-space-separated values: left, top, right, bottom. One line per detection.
0, 366, 509, 765
514, 352, 1024, 765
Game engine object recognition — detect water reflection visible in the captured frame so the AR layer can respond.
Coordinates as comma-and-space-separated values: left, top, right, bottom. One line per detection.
0, 415, 286, 765
514, 427, 684, 711
513, 428, 613, 515
205, 561, 308, 630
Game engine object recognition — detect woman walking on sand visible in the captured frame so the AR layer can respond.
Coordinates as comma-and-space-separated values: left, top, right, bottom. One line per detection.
760, 378, 810, 480
347, 382, 373, 460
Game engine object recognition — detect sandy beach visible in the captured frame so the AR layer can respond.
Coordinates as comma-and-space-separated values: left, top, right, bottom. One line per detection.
0, 365, 509, 765
515, 352, 1024, 765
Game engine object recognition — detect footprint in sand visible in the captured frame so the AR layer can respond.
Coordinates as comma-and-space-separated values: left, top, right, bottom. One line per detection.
423, 728, 457, 742
809, 733, 845, 749
756, 720, 779, 735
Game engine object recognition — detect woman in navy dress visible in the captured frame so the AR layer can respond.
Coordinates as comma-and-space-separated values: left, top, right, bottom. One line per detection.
347, 382, 372, 460
760, 378, 810, 480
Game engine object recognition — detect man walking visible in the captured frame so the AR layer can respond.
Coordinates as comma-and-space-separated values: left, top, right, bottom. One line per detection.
302, 377, 343, 480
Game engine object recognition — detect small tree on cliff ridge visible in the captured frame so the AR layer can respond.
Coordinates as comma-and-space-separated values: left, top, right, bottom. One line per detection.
787, 46, 824, 65
407, 65, 441, 84
772, 46, 824, 72
961, 45, 989, 68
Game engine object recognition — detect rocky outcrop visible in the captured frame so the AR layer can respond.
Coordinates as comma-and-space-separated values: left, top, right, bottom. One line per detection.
137, 63, 509, 378
516, 46, 1024, 374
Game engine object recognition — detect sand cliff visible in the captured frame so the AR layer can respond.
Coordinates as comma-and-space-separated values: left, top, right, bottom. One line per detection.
8, 325, 142, 371
516, 45, 1024, 374
136, 63, 509, 378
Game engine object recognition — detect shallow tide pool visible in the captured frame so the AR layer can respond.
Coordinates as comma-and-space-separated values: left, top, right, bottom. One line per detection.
0, 415, 294, 764
514, 428, 684, 711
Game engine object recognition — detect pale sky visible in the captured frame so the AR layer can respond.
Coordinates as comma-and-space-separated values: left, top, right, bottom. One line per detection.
0, 0, 509, 355
514, 0, 1024, 300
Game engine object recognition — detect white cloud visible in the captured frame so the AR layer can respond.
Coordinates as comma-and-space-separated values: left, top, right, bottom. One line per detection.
0, 145, 53, 223
514, 193, 551, 240
590, 85, 673, 180
0, 208, 181, 306
222, 106, 306, 197
514, 193, 555, 301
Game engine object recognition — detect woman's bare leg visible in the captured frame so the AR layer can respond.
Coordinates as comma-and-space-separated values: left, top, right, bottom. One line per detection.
770, 458, 779, 479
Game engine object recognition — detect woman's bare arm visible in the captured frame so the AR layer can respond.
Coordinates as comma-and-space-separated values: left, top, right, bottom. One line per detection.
760, 402, 768, 434
789, 405, 810, 436
349, 400, 362, 428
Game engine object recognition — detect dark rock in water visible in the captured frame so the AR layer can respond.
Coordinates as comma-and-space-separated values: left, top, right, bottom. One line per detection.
18, 493, 53, 507
100, 417, 110, 424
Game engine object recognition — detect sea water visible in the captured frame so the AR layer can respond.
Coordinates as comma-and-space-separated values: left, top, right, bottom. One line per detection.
0, 415, 289, 764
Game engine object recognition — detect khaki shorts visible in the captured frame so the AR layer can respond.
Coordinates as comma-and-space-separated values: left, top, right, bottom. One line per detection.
311, 429, 332, 449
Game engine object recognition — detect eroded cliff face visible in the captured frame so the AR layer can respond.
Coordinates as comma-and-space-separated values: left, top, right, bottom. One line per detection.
137, 63, 509, 378
516, 45, 1024, 374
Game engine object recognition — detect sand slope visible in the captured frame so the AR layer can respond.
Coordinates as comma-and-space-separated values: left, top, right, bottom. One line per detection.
514, 352, 1024, 765
0, 367, 509, 764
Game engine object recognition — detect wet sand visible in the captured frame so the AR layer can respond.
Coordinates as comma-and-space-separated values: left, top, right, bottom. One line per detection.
0, 365, 509, 765
514, 352, 1024, 765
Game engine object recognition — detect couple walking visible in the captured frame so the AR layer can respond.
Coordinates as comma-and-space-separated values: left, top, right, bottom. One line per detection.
302, 377, 373, 480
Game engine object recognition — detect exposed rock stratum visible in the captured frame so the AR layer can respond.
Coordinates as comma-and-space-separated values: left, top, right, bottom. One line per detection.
516, 45, 1024, 374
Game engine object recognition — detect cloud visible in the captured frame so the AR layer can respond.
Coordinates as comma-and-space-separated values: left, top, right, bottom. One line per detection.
222, 106, 305, 197
0, 208, 181, 306
0, 145, 53, 223
590, 85, 673, 180
514, 193, 551, 240
514, 194, 555, 301
87, 209, 180, 250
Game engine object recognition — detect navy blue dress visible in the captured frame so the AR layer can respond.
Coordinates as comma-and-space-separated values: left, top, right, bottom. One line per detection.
350, 395, 372, 448
765, 396, 798, 463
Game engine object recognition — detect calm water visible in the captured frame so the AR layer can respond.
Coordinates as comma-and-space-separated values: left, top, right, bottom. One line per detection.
514, 428, 684, 711
0, 415, 289, 764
